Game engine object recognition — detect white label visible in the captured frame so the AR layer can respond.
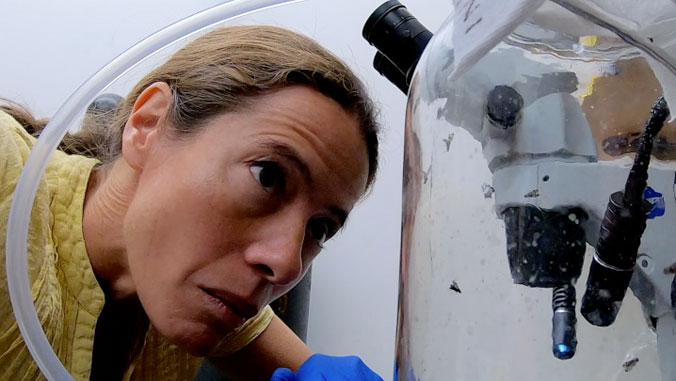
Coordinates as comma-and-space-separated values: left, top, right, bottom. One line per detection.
450, 0, 546, 80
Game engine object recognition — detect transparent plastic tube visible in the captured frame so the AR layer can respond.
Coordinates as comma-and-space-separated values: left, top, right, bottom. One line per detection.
5, 0, 299, 379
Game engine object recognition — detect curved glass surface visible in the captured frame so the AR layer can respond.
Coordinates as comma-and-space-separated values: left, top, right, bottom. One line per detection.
397, 2, 676, 380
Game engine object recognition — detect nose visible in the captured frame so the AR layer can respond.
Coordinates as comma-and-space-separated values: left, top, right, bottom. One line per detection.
244, 211, 306, 286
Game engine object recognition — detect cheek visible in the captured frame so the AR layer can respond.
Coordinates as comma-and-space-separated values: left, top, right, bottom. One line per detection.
121, 170, 241, 339
123, 158, 264, 292
122, 170, 218, 294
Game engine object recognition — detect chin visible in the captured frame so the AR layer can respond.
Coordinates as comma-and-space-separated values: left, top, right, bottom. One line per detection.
155, 319, 225, 357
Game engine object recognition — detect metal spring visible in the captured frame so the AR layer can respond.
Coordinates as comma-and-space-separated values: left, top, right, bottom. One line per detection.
553, 284, 576, 311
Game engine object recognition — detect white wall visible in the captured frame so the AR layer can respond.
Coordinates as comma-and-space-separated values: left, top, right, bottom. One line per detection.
0, 1, 449, 378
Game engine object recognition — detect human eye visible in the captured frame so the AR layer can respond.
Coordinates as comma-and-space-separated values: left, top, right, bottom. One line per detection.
307, 218, 339, 248
249, 161, 285, 193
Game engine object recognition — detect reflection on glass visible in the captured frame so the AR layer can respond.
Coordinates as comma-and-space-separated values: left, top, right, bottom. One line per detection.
397, 3, 676, 380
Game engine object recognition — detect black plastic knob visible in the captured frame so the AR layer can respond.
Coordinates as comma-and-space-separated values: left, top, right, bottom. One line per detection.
486, 85, 524, 129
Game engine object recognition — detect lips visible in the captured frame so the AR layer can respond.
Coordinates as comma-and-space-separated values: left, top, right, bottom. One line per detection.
200, 287, 259, 320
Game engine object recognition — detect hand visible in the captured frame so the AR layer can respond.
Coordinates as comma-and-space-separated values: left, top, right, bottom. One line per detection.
270, 354, 383, 381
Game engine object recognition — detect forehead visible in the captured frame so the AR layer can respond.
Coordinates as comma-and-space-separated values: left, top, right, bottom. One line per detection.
243, 86, 360, 142
201, 85, 370, 199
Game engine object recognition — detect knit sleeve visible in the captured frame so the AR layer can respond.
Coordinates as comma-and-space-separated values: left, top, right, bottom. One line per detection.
208, 304, 275, 357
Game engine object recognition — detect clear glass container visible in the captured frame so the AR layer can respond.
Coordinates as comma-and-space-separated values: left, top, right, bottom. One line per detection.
397, 2, 676, 380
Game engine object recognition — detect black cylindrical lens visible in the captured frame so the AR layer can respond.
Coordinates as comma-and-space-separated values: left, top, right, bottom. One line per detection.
373, 52, 409, 94
363, 0, 433, 91
581, 191, 650, 326
580, 258, 633, 326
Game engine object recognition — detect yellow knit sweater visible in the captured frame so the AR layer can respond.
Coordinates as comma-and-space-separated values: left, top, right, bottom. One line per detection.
0, 111, 273, 380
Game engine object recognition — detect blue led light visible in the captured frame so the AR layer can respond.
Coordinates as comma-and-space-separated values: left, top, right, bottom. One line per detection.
552, 342, 575, 360
557, 344, 570, 354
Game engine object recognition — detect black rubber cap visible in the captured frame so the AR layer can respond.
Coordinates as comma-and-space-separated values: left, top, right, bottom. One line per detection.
362, 1, 406, 42
486, 85, 524, 129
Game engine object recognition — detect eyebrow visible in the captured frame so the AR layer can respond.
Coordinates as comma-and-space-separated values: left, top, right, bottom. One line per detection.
259, 139, 349, 227
259, 139, 312, 181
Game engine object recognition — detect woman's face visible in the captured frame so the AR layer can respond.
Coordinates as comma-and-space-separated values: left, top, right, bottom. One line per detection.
122, 85, 369, 355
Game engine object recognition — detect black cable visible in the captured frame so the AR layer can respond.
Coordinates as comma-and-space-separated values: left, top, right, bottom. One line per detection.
581, 96, 670, 327
624, 97, 669, 207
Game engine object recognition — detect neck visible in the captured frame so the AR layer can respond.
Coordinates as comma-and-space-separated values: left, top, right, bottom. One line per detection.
83, 159, 138, 301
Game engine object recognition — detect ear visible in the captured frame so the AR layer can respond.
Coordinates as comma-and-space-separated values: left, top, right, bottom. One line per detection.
121, 82, 172, 171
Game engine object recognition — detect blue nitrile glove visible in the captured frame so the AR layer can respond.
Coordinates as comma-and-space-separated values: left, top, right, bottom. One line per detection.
270, 354, 383, 381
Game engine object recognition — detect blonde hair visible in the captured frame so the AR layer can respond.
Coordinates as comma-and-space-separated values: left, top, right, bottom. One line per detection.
5, 25, 380, 188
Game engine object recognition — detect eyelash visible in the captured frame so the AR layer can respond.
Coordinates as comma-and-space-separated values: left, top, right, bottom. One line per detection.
307, 218, 338, 248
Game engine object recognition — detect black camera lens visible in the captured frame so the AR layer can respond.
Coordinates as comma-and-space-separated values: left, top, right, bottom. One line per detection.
363, 1, 432, 92
373, 52, 409, 94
